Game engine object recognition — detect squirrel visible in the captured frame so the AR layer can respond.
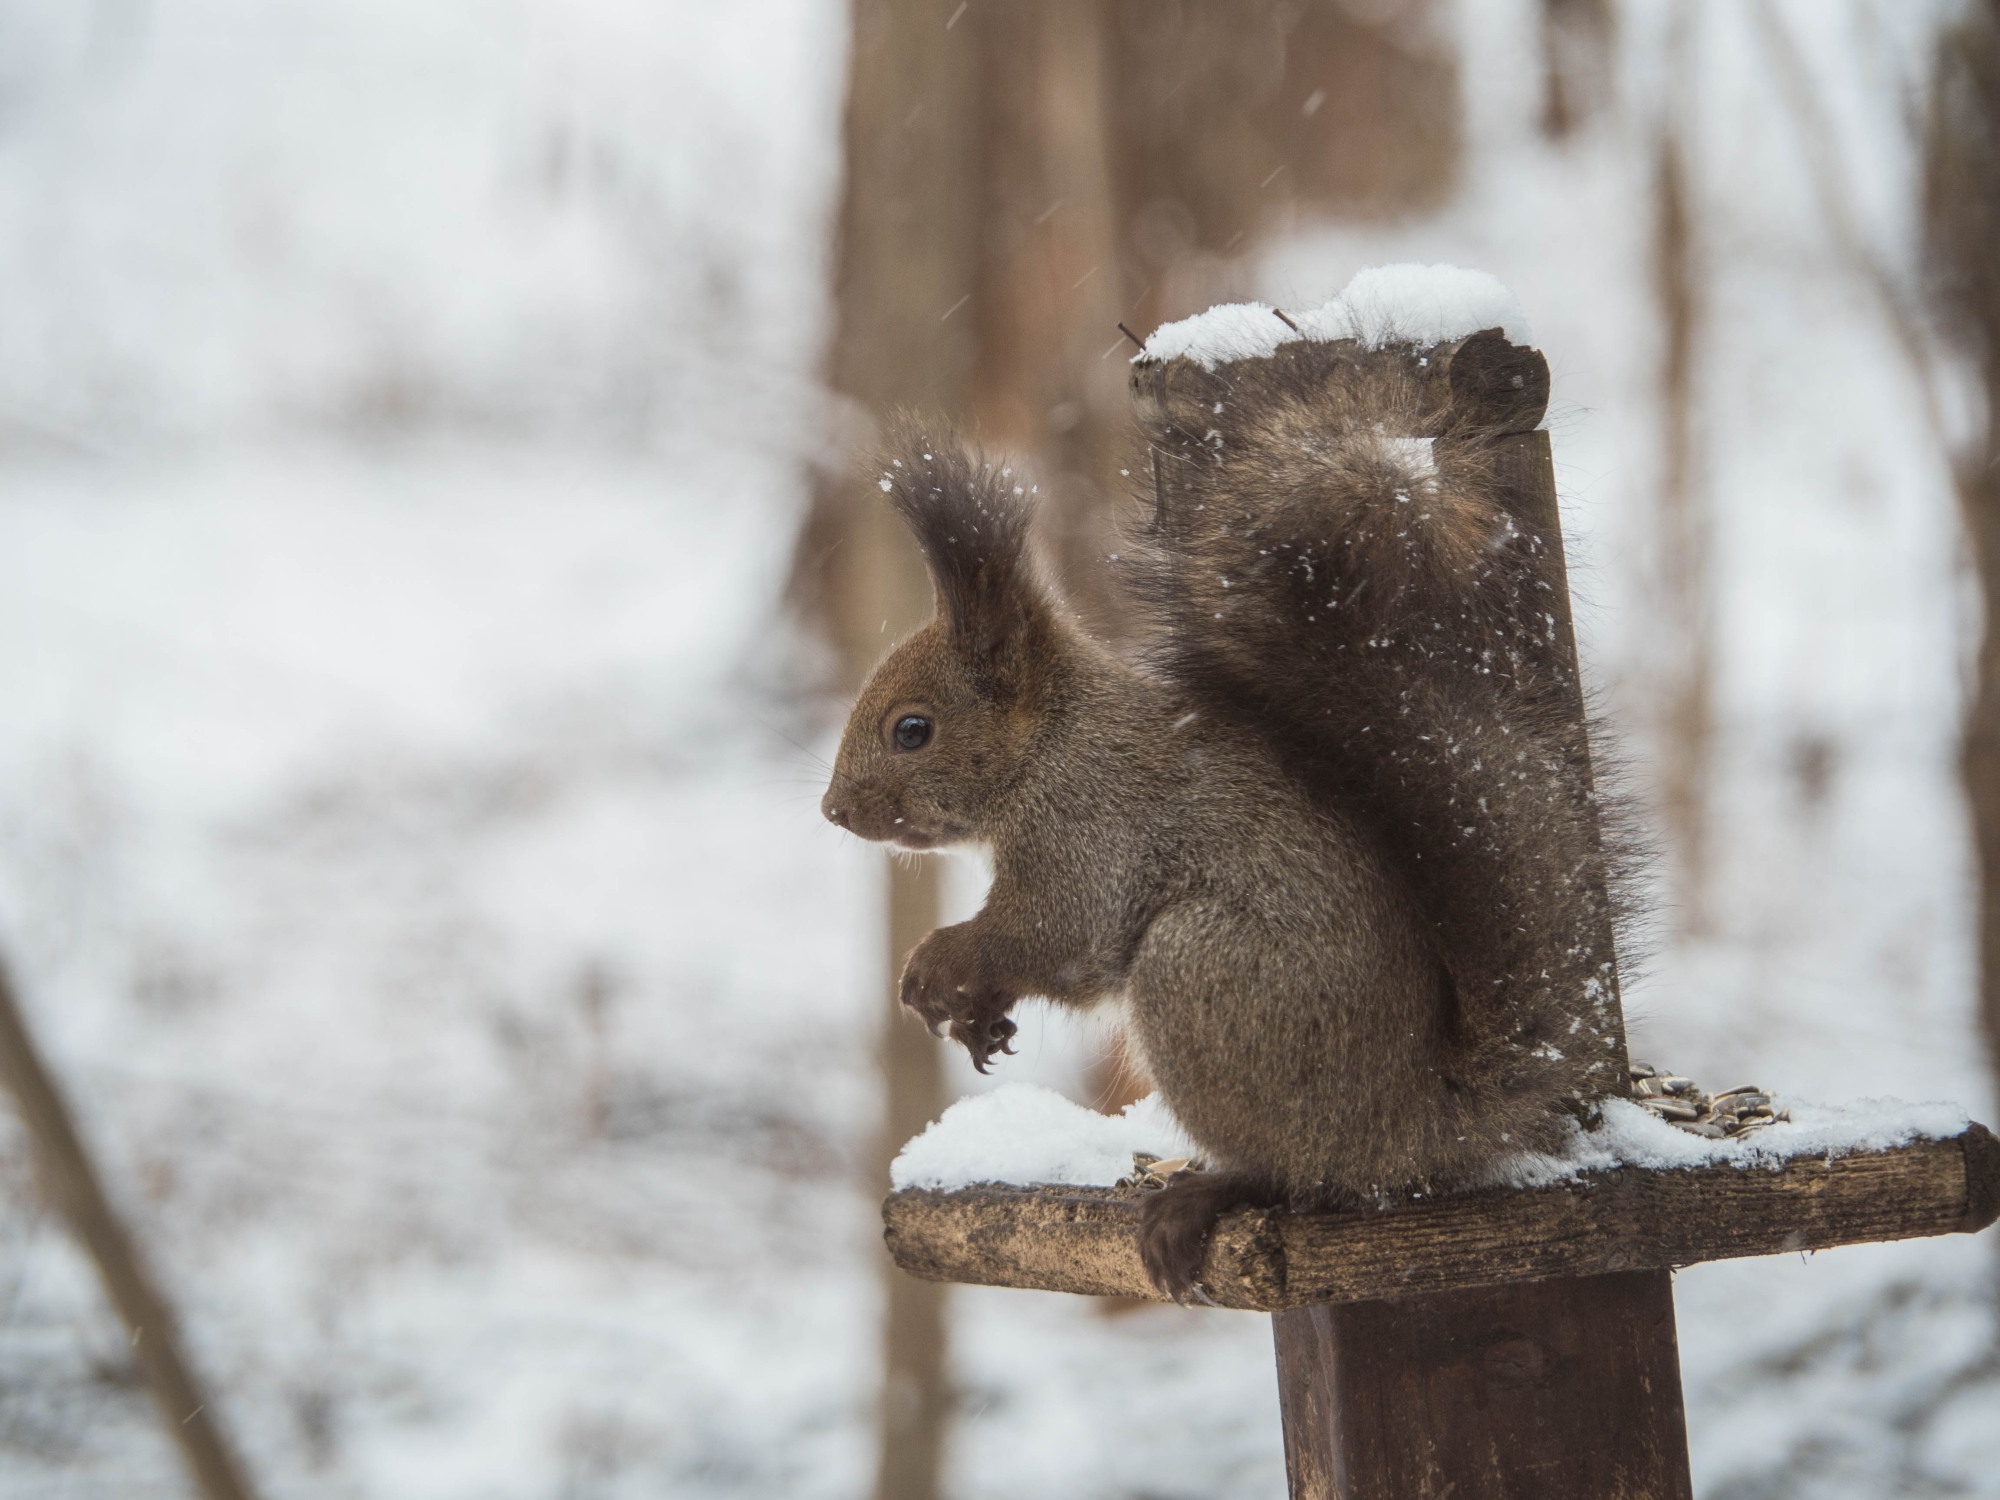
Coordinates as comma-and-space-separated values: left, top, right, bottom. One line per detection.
820, 330, 1631, 1300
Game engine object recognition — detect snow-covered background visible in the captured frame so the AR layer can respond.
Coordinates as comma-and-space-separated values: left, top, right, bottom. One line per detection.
0, 1, 1992, 1497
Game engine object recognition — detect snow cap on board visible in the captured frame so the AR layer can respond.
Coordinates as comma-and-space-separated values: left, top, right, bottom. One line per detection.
1138, 263, 1533, 371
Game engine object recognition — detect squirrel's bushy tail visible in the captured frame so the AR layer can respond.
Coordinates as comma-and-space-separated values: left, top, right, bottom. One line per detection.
1129, 342, 1630, 1134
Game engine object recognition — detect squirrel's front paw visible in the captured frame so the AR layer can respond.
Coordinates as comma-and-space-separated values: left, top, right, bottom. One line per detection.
899, 929, 1019, 1073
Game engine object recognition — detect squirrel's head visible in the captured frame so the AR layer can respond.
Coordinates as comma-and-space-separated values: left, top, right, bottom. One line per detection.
822, 435, 1056, 851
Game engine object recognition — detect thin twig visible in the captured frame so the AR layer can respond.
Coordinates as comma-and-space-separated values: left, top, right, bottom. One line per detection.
0, 960, 259, 1500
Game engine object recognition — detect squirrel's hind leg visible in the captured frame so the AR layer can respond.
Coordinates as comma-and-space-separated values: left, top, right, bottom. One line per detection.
1136, 1170, 1280, 1303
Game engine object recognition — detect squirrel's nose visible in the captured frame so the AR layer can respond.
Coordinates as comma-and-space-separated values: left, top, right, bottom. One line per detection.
823, 799, 851, 830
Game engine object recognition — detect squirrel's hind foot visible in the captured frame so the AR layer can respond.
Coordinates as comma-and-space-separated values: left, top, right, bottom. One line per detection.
1136, 1170, 1277, 1303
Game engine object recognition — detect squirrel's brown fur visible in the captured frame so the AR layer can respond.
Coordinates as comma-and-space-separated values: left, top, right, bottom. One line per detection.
823, 348, 1630, 1298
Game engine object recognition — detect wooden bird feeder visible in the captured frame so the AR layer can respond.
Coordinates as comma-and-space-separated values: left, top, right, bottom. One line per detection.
879, 330, 2000, 1499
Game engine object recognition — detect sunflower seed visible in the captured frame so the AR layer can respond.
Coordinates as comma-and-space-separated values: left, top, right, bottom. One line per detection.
1640, 1098, 1701, 1121
1674, 1120, 1728, 1139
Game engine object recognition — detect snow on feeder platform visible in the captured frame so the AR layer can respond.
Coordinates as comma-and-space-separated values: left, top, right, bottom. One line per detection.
885, 1081, 1999, 1310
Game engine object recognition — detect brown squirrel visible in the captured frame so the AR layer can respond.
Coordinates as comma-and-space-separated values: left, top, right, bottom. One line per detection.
821, 332, 1630, 1299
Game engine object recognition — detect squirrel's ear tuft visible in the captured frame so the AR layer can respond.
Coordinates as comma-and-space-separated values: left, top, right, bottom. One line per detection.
876, 423, 1044, 686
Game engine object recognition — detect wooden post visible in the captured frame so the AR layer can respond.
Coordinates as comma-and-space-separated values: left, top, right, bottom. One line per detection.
0, 961, 259, 1500
1273, 1272, 1690, 1500
1262, 358, 1662, 1496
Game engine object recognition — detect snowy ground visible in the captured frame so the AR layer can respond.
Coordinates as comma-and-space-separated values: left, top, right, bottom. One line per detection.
0, 1, 1993, 1497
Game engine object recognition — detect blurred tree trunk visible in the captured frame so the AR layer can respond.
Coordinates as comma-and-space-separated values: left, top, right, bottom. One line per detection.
1539, 0, 1617, 141
1925, 3, 2000, 1106
820, 4, 984, 1498
962, 0, 1469, 657
1101, 0, 1460, 340
964, 1, 1129, 636
1651, 7, 1713, 937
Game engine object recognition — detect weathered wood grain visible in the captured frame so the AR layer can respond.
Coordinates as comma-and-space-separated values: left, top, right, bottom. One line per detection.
1275, 1270, 1693, 1500
883, 1123, 2000, 1311
1130, 328, 1551, 438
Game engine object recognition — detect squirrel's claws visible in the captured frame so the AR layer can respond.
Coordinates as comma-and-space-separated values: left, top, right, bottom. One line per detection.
898, 929, 1020, 1069
952, 1018, 993, 1071
945, 1011, 1018, 1071
985, 1015, 1019, 1061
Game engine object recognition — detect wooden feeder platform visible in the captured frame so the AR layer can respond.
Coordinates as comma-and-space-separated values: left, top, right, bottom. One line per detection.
885, 1124, 2000, 1311
877, 327, 2000, 1499
883, 1126, 2000, 1500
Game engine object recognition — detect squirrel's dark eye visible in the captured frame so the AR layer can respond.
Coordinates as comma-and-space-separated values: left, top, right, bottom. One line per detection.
893, 714, 933, 752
